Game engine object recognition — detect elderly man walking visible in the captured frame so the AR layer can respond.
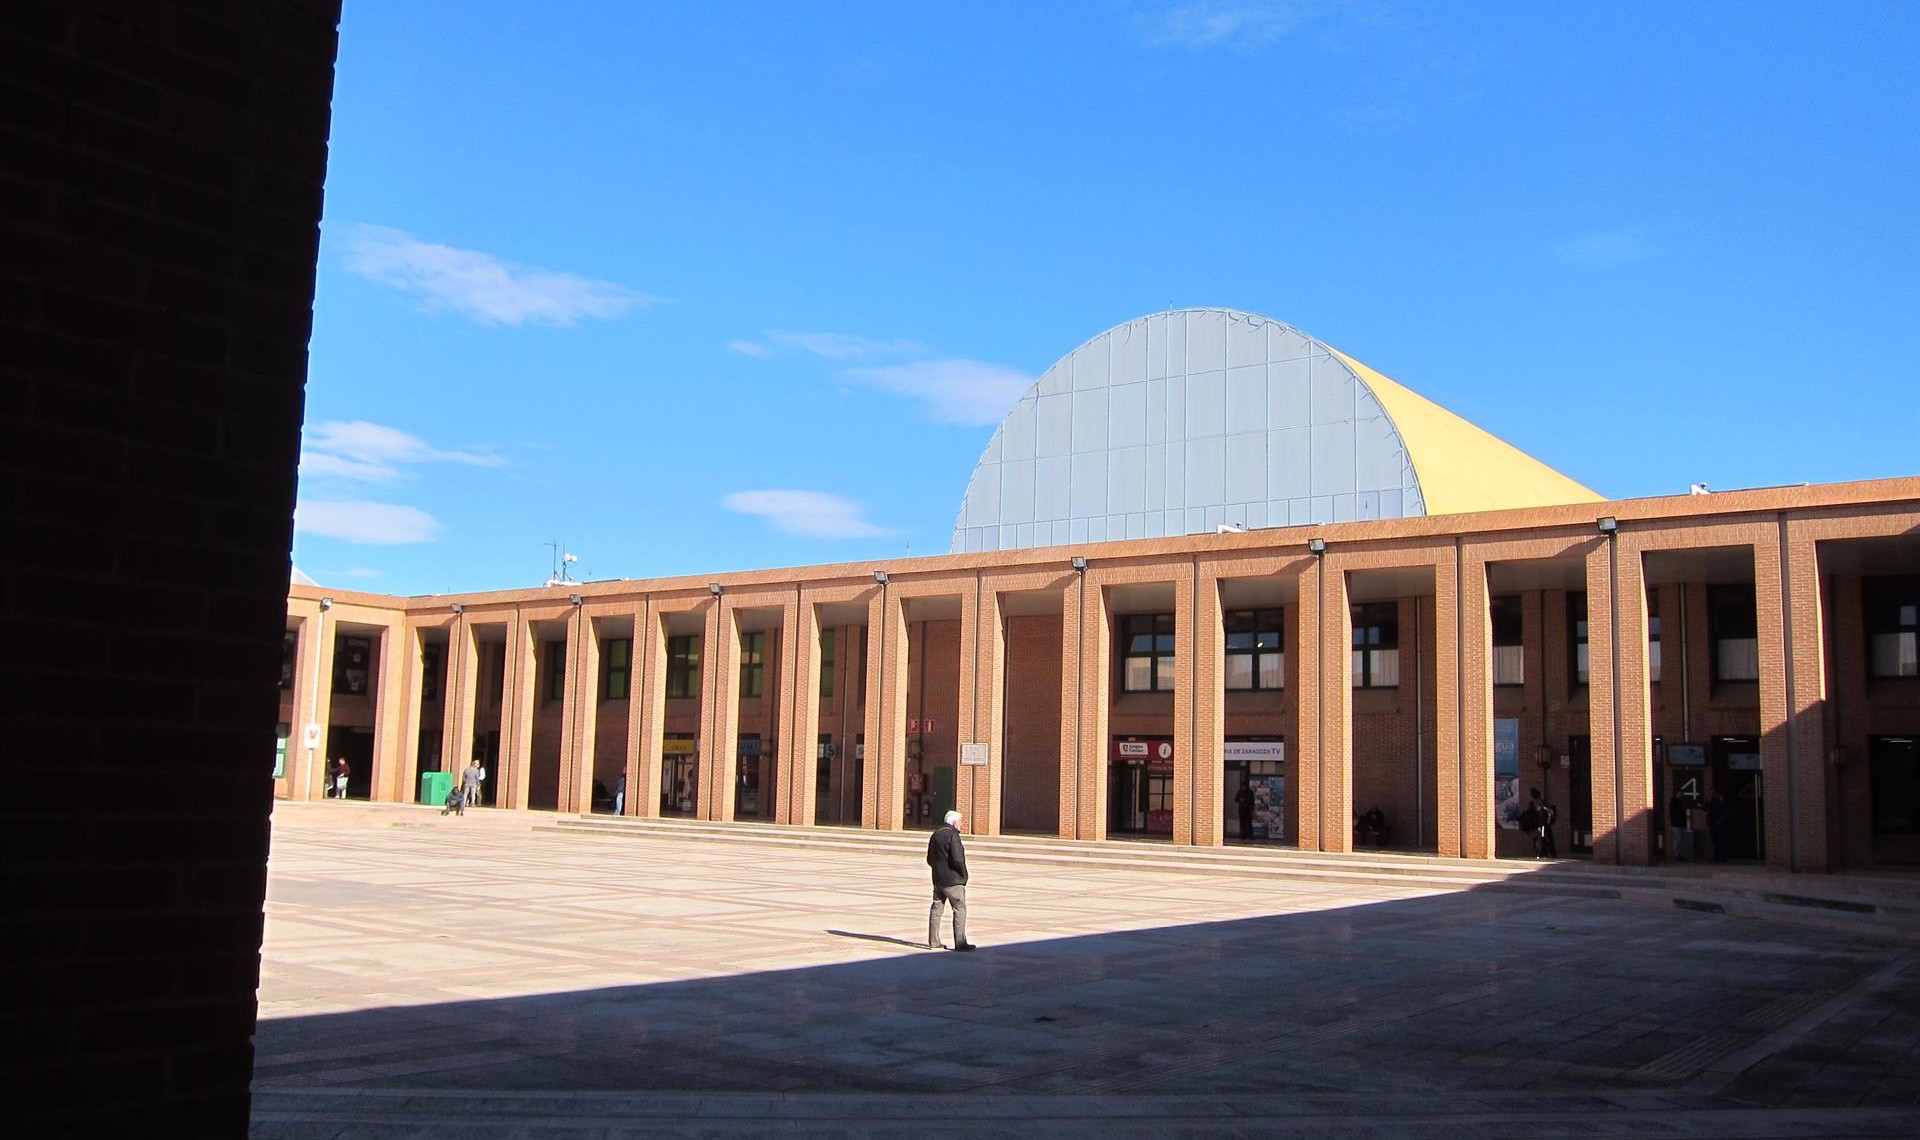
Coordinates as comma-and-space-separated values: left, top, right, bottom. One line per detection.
926, 810, 976, 951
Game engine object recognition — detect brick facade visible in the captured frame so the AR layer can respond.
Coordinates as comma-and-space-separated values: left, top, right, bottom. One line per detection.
279, 483, 1920, 879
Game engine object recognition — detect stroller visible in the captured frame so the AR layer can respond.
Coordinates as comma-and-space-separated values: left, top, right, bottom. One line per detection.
441, 784, 465, 817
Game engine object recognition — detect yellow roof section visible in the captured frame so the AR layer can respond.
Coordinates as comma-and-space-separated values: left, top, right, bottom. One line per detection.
1330, 348, 1603, 514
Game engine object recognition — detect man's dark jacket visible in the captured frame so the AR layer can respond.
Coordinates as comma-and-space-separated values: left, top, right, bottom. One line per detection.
927, 824, 968, 888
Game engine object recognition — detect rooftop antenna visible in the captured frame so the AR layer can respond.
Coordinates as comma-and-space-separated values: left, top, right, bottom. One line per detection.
543, 541, 580, 587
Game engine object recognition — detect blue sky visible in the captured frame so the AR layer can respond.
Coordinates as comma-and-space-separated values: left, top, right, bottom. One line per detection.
294, 1, 1919, 596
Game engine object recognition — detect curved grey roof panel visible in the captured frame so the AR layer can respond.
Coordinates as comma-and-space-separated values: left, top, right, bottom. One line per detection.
951, 308, 1425, 553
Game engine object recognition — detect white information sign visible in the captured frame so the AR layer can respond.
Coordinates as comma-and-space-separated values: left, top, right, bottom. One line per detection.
960, 742, 990, 766
303, 723, 321, 749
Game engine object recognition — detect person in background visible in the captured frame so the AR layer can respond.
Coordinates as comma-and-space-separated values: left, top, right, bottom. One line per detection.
1235, 779, 1255, 840
463, 758, 484, 808
926, 810, 975, 951
613, 773, 626, 815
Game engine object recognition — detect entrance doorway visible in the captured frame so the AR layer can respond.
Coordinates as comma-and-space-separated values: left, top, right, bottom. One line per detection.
324, 726, 373, 800
1711, 735, 1764, 861
1109, 738, 1173, 837
1869, 735, 1920, 863
662, 735, 697, 816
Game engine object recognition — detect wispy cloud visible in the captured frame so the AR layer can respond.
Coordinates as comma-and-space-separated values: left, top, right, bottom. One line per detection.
337, 224, 657, 326
729, 329, 1033, 426
767, 331, 931, 361
1133, 2, 1317, 51
843, 359, 1035, 427
721, 490, 890, 538
294, 500, 442, 544
1556, 227, 1659, 267
300, 420, 504, 483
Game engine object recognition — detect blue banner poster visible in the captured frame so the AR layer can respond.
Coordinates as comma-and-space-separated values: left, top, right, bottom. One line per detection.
1494, 718, 1521, 829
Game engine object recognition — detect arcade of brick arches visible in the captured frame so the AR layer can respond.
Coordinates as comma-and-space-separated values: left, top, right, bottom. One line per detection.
283, 477, 1920, 873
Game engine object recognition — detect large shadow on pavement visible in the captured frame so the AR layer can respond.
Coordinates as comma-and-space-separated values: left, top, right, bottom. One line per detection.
250, 885, 1920, 1109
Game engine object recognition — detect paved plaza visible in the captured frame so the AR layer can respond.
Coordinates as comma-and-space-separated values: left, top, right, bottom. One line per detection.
251, 804, 1920, 1138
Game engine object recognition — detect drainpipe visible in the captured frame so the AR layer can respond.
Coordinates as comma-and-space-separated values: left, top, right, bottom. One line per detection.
1413, 593, 1423, 849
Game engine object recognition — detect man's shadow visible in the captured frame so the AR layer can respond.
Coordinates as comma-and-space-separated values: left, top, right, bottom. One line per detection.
826, 930, 927, 949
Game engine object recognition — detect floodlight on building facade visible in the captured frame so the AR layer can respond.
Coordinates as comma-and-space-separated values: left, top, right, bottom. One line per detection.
1307, 538, 1326, 555
1071, 556, 1087, 572
1597, 516, 1619, 534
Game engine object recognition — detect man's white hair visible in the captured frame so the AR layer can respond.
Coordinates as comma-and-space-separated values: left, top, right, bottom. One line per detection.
943, 810, 962, 825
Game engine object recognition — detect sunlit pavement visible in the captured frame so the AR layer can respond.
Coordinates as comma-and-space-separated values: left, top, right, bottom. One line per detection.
251, 803, 1920, 1138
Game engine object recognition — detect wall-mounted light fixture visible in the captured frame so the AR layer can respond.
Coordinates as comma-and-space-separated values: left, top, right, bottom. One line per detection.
1070, 555, 1088, 572
1307, 538, 1326, 556
319, 596, 333, 611
450, 602, 463, 615
569, 593, 583, 607
1597, 516, 1619, 535
873, 570, 889, 584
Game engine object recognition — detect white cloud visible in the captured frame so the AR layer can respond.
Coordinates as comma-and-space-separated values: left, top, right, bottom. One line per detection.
1557, 227, 1659, 267
294, 500, 442, 544
768, 331, 932, 361
337, 224, 656, 327
721, 490, 890, 538
1134, 2, 1314, 50
299, 420, 503, 483
727, 339, 775, 358
843, 359, 1036, 427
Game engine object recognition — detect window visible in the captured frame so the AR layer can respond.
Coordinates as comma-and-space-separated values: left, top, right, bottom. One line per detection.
1866, 576, 1919, 678
421, 642, 442, 702
1569, 592, 1589, 686
819, 628, 835, 699
739, 631, 766, 698
280, 629, 296, 689
1224, 608, 1284, 690
545, 640, 566, 701
666, 635, 701, 699
1120, 613, 1176, 692
601, 638, 631, 701
332, 635, 369, 695
1709, 584, 1759, 682
1491, 595, 1524, 686
1647, 589, 1662, 685
1351, 603, 1399, 688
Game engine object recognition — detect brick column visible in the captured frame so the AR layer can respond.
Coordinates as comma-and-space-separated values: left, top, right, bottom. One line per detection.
368, 618, 412, 804
1312, 563, 1354, 853
1451, 548, 1491, 859
705, 598, 740, 822
864, 587, 910, 829
443, 615, 479, 791
959, 579, 1008, 836
286, 608, 335, 801
1067, 582, 1113, 840
503, 609, 539, 811
630, 598, 666, 819
768, 592, 802, 825
1588, 536, 1653, 865
1754, 524, 1798, 871
1777, 519, 1832, 871
1184, 569, 1226, 847
1292, 559, 1323, 849
560, 607, 600, 814
788, 594, 824, 826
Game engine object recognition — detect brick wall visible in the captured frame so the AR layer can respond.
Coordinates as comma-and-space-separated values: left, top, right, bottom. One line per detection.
1003, 614, 1064, 833
3, 3, 341, 1134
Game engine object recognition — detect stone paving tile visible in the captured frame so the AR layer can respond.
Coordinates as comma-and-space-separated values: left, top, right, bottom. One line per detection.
252, 805, 1920, 1137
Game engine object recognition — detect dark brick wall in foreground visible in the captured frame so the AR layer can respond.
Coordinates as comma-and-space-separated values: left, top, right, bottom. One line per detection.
2, 3, 340, 1134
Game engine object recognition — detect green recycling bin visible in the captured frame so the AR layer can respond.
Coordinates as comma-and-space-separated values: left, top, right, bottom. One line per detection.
419, 769, 454, 806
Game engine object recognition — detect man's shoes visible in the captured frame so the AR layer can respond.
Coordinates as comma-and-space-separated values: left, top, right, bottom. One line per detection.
927, 942, 945, 950
954, 942, 977, 952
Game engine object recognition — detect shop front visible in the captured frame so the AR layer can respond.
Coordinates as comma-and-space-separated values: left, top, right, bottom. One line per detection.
661, 734, 697, 815
1110, 738, 1174, 837
1225, 739, 1286, 841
